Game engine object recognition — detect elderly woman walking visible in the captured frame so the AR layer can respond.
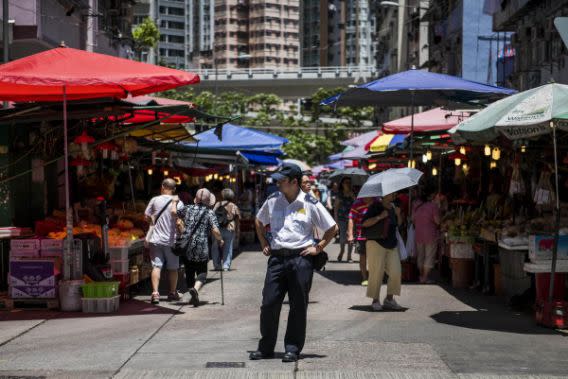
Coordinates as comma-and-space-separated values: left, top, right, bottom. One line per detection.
175, 188, 224, 307
362, 192, 403, 311
212, 188, 241, 271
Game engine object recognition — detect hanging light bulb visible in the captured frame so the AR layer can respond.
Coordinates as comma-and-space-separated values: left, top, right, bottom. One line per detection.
163, 169, 169, 176
462, 163, 469, 173
521, 145, 526, 153
426, 150, 432, 161
147, 168, 153, 176
491, 147, 501, 160
490, 160, 497, 169
213, 173, 219, 180
432, 167, 438, 176
459, 146, 466, 155
454, 157, 462, 166
422, 154, 428, 164
484, 145, 491, 156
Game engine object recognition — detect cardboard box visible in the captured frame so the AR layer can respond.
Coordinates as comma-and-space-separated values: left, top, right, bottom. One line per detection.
529, 235, 568, 262
10, 285, 56, 298
9, 260, 55, 287
9, 250, 40, 259
40, 239, 64, 251
10, 239, 41, 252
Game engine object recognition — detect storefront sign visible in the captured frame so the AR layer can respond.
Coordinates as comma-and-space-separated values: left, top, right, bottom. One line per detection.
498, 124, 550, 139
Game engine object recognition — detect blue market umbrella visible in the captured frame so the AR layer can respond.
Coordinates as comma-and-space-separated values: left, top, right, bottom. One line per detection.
188, 123, 288, 151
321, 68, 516, 169
323, 68, 516, 108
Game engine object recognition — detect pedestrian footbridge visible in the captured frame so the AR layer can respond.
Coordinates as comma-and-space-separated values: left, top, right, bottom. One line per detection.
190, 66, 379, 99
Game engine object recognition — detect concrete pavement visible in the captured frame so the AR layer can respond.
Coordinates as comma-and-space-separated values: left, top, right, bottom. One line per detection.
0, 242, 567, 378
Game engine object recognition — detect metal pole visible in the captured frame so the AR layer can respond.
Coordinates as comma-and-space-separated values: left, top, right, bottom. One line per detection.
63, 85, 73, 281
408, 91, 415, 215
3, 0, 9, 109
548, 121, 561, 303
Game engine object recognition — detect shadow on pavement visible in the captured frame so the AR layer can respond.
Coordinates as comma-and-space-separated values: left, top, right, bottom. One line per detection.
349, 305, 409, 313
316, 270, 362, 286
0, 299, 183, 322
430, 284, 559, 335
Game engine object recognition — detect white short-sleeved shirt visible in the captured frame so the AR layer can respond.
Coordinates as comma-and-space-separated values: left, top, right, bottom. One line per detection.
144, 195, 184, 247
256, 190, 336, 250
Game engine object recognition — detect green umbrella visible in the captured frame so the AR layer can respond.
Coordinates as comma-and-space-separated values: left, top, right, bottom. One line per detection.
452, 82, 568, 303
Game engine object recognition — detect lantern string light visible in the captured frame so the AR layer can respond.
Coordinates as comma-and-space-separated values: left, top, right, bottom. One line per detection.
484, 145, 491, 156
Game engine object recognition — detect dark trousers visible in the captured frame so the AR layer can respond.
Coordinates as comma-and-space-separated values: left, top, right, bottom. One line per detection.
182, 257, 208, 289
258, 254, 314, 355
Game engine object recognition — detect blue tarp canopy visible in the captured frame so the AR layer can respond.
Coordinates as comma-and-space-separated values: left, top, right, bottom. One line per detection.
239, 151, 280, 166
321, 69, 516, 107
187, 123, 288, 150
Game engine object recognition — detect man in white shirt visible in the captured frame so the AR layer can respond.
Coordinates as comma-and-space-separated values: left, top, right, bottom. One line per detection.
250, 163, 338, 363
144, 178, 184, 304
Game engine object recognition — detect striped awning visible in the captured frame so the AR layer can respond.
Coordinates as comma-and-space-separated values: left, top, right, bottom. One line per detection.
366, 133, 406, 153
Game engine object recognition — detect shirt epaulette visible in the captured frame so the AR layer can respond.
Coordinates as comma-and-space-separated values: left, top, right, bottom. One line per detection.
268, 191, 281, 200
305, 194, 319, 205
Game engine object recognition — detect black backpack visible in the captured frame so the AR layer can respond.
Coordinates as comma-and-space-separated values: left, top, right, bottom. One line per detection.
215, 202, 231, 227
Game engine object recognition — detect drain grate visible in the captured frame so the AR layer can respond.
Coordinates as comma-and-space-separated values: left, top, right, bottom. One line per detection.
206, 362, 245, 368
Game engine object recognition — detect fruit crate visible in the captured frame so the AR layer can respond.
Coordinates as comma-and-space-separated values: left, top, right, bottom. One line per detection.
81, 281, 120, 298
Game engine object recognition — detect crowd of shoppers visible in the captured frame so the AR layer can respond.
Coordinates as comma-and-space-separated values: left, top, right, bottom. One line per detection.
144, 171, 440, 319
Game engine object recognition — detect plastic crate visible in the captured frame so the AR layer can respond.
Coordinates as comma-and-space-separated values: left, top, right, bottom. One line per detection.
81, 295, 120, 313
109, 247, 129, 261
110, 260, 129, 274
81, 282, 120, 298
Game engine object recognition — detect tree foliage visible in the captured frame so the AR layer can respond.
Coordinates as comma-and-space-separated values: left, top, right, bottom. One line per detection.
132, 18, 160, 54
160, 87, 373, 165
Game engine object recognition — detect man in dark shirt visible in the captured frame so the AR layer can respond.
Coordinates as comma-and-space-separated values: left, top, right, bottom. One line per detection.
362, 192, 403, 311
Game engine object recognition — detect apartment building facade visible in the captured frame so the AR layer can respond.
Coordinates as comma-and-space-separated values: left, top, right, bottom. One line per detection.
1, 0, 134, 60
490, 0, 568, 91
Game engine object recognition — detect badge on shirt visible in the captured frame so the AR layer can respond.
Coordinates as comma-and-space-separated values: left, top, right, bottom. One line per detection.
297, 208, 306, 215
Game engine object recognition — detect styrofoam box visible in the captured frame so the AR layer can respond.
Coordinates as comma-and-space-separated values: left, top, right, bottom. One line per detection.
529, 235, 568, 262
82, 295, 120, 313
110, 260, 129, 274
40, 239, 64, 251
449, 243, 474, 259
109, 247, 129, 261
10, 239, 41, 252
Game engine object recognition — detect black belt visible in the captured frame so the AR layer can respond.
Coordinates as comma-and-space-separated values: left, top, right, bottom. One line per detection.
271, 248, 305, 257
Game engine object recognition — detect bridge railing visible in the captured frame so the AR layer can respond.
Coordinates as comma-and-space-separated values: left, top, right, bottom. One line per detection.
191, 66, 378, 80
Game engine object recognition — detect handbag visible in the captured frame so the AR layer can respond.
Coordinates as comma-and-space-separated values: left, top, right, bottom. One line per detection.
312, 251, 329, 271
173, 208, 208, 257
363, 208, 391, 240
144, 199, 172, 248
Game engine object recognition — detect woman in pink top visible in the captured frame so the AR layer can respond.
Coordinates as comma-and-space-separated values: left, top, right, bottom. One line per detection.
412, 188, 440, 284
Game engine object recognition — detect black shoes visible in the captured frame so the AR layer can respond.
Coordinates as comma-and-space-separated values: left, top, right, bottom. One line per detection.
282, 352, 299, 362
249, 351, 274, 360
188, 288, 200, 307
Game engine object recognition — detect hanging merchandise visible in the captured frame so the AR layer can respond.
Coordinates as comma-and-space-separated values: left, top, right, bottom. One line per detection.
70, 158, 92, 177
533, 169, 555, 209
509, 157, 525, 196
95, 142, 119, 160
74, 131, 95, 160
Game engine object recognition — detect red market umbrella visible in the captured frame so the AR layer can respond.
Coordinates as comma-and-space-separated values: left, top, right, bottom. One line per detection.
0, 47, 199, 101
0, 46, 200, 279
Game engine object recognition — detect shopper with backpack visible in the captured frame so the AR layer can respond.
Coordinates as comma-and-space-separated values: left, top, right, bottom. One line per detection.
212, 188, 241, 271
